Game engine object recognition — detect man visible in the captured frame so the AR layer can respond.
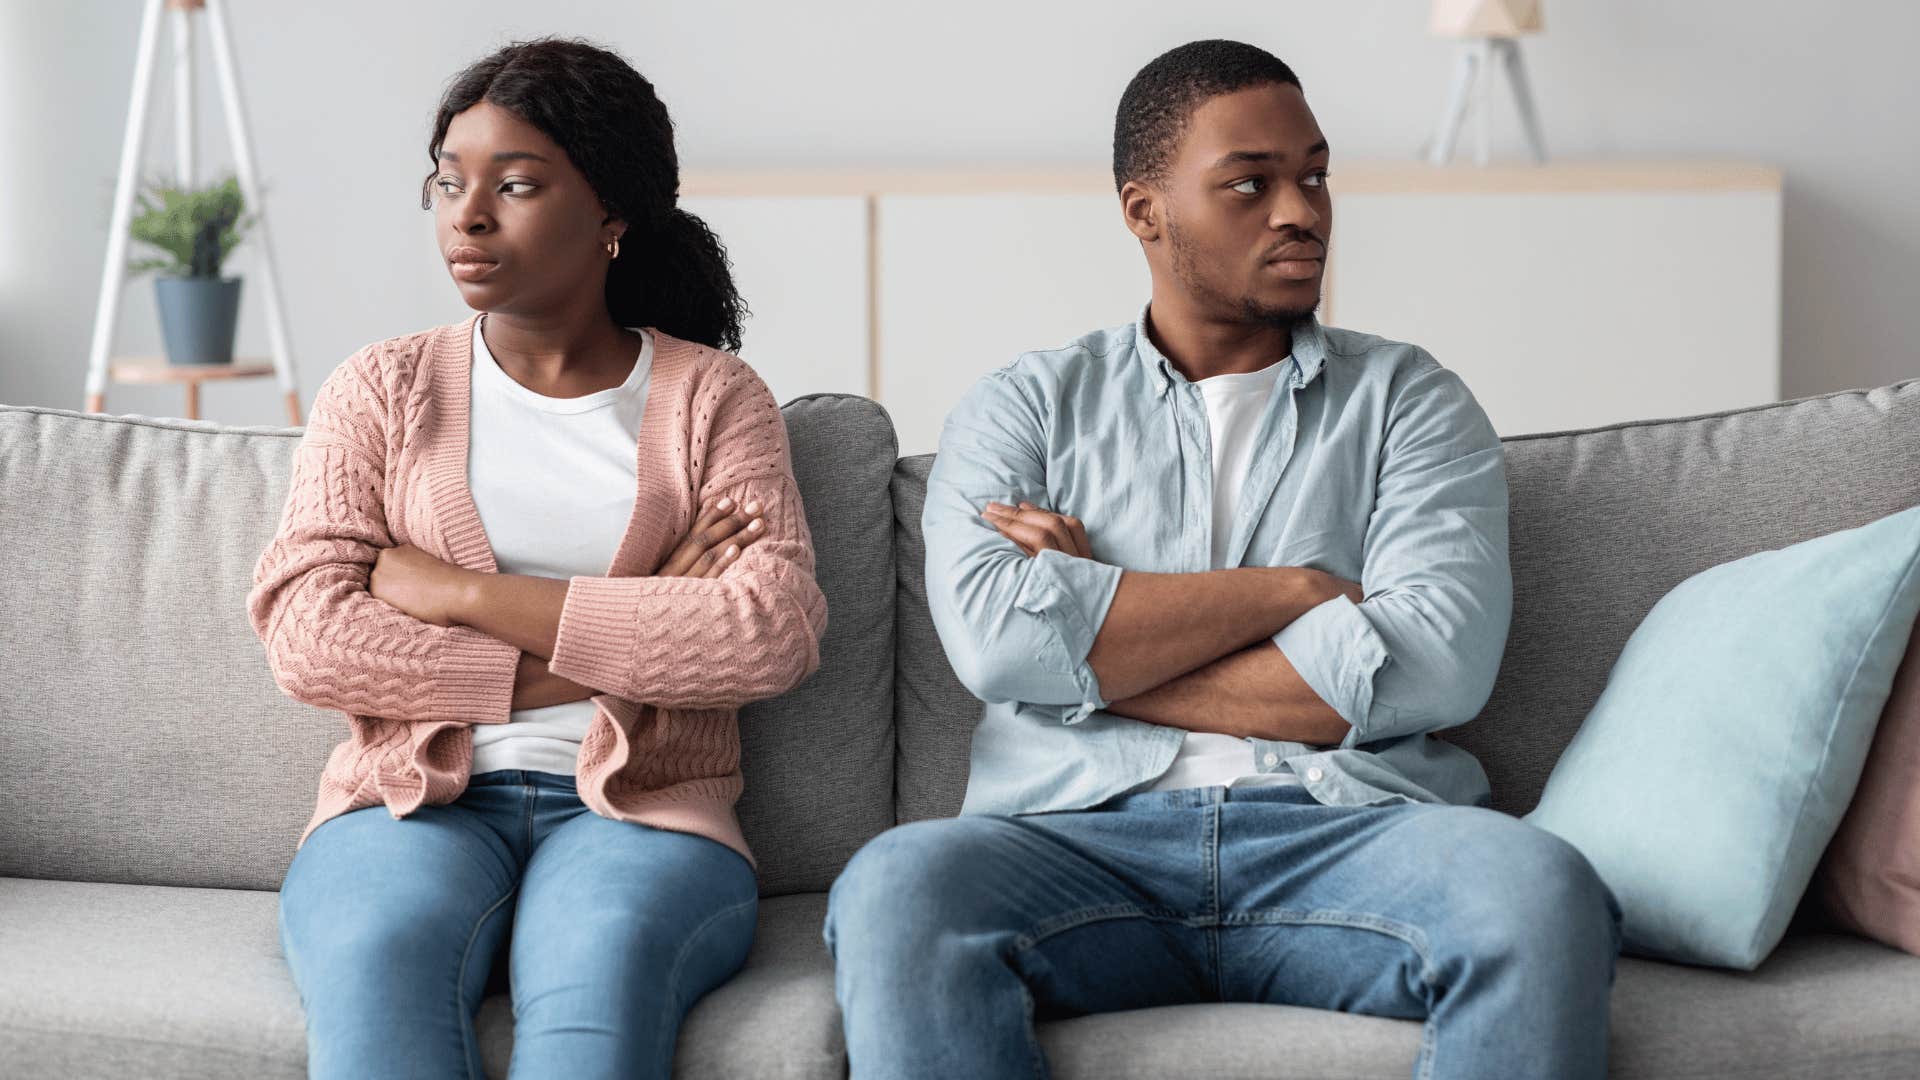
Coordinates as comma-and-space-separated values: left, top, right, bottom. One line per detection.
825, 39, 1622, 1080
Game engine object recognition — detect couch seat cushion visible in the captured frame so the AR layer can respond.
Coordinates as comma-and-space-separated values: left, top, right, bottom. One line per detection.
6, 877, 1918, 1078
0, 878, 843, 1080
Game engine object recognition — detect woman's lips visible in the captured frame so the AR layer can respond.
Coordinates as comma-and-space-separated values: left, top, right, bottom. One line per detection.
450, 259, 499, 282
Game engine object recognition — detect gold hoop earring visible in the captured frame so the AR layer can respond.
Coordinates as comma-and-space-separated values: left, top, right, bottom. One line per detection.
606, 235, 620, 260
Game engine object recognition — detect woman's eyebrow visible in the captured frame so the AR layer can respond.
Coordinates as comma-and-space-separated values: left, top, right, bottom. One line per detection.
436, 150, 552, 164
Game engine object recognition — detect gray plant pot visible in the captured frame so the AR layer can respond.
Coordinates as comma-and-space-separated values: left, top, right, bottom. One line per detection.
154, 276, 243, 365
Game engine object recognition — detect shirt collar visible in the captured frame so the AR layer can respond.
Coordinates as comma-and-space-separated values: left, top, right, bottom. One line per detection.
1133, 301, 1329, 397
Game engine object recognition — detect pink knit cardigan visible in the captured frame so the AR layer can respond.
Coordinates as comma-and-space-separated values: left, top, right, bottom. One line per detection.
246, 313, 827, 866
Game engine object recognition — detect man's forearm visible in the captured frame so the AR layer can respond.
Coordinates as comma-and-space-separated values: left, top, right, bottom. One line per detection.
1085, 566, 1344, 702
1105, 641, 1351, 745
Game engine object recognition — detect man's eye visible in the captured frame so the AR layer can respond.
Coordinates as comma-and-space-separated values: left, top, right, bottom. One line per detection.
1231, 177, 1263, 195
1303, 170, 1331, 189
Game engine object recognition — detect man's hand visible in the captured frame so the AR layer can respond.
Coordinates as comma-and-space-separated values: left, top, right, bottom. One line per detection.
981, 501, 1092, 558
980, 499, 1363, 608
659, 495, 765, 578
370, 543, 477, 627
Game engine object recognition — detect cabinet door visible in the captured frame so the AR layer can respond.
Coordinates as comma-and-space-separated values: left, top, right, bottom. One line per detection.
680, 196, 870, 408
1327, 189, 1781, 435
876, 193, 1149, 456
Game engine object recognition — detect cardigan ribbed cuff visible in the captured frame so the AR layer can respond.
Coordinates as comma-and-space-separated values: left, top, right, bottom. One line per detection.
431, 625, 521, 725
549, 574, 646, 693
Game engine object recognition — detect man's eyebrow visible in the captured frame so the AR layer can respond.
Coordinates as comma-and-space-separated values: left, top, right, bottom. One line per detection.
1209, 140, 1331, 169
435, 150, 552, 164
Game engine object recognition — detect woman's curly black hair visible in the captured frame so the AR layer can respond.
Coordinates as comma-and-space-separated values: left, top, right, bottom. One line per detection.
421, 37, 747, 352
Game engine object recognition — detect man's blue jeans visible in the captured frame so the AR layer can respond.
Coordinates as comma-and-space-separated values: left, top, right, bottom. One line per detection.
825, 782, 1622, 1080
278, 769, 758, 1080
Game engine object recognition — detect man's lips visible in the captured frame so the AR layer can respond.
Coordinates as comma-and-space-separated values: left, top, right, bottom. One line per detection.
1261, 237, 1325, 282
1264, 241, 1325, 262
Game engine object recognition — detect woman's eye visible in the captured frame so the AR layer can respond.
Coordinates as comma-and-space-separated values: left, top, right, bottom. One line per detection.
435, 177, 461, 194
501, 180, 536, 195
1231, 177, 1263, 195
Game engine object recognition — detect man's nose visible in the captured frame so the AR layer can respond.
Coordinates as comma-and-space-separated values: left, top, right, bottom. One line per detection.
1268, 184, 1321, 234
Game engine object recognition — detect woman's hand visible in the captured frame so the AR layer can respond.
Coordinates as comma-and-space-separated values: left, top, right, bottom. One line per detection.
512, 650, 597, 710
370, 543, 476, 627
658, 495, 766, 578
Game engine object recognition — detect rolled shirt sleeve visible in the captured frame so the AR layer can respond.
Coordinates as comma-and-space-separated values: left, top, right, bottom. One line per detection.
1273, 358, 1512, 748
924, 370, 1124, 723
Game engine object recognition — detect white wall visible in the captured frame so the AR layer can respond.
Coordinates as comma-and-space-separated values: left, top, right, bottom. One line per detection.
4, 1, 1917, 425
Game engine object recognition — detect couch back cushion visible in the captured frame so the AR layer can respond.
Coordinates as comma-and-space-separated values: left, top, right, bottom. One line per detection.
890, 379, 1920, 820
0, 395, 896, 895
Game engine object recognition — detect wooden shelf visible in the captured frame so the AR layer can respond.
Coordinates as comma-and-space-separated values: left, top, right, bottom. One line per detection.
108, 359, 276, 383
91, 358, 301, 424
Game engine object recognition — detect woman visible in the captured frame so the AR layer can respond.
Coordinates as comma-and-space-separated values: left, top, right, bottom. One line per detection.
246, 38, 827, 1079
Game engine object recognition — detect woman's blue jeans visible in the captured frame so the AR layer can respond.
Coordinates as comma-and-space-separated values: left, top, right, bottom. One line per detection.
278, 769, 758, 1080
825, 782, 1623, 1080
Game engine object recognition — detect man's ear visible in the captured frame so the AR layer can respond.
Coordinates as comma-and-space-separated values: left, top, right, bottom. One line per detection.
1120, 180, 1162, 244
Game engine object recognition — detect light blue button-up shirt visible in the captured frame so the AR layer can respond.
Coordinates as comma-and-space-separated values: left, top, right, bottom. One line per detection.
925, 306, 1512, 815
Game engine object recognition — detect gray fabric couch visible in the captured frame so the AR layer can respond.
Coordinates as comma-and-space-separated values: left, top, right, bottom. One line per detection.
3, 378, 1919, 1079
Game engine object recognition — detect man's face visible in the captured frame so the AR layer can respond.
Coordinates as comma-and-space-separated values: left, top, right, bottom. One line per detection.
1142, 83, 1331, 328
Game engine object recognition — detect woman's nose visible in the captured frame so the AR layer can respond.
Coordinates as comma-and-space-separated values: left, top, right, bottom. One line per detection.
453, 193, 494, 234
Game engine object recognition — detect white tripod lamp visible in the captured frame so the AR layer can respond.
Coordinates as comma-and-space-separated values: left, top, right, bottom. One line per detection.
1425, 0, 1548, 166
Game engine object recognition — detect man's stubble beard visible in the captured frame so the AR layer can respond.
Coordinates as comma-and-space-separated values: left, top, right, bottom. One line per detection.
1166, 213, 1323, 334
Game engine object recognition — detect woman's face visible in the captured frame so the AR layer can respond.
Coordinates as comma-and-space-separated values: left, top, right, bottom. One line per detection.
430, 101, 622, 315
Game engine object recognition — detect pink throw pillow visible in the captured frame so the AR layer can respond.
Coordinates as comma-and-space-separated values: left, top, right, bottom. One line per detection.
1817, 623, 1920, 956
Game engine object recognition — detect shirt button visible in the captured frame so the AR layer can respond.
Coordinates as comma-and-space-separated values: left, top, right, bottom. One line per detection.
1306, 767, 1325, 782
1263, 752, 1279, 767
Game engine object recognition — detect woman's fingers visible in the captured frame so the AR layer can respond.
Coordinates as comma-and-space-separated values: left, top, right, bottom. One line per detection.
697, 499, 762, 549
660, 497, 766, 577
700, 543, 743, 579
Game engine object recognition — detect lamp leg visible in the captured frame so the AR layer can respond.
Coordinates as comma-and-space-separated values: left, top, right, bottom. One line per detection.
1428, 44, 1480, 165
1502, 39, 1549, 164
84, 0, 168, 413
1474, 38, 1495, 166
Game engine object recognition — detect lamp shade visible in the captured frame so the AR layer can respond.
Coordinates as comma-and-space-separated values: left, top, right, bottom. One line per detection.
1431, 0, 1543, 38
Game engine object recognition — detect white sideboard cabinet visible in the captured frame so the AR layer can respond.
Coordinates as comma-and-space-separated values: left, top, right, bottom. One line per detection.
685, 164, 1781, 455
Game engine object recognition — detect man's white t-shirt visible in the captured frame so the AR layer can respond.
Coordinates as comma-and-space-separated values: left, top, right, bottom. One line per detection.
1146, 357, 1305, 792
466, 315, 652, 776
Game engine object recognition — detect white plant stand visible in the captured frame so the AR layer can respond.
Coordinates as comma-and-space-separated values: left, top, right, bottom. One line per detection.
84, 0, 302, 424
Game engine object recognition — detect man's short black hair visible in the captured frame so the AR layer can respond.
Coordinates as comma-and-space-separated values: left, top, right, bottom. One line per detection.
1113, 40, 1303, 194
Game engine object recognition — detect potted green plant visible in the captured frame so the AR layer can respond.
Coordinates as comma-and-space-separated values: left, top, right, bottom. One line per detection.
127, 175, 253, 365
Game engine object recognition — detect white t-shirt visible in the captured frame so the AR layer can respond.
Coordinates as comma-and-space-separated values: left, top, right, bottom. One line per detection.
466, 315, 653, 777
1147, 358, 1304, 792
